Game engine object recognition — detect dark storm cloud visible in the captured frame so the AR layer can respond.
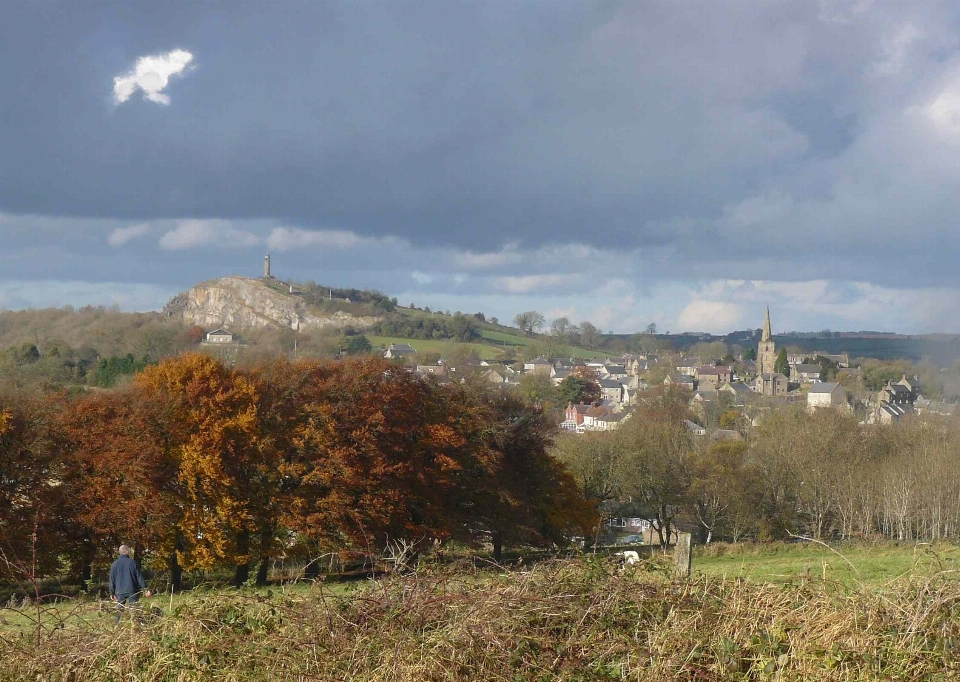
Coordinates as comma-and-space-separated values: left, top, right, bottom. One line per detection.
2, 0, 960, 332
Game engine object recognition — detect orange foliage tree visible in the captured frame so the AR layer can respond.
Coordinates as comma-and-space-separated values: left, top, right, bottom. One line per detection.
276, 358, 467, 560
0, 392, 72, 580
59, 389, 180, 588
135, 353, 277, 585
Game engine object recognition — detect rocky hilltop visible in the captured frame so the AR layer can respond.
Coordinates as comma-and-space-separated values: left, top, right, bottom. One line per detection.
163, 277, 379, 332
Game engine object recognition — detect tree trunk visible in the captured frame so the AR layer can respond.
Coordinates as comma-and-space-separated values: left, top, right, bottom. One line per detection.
233, 561, 250, 587
256, 557, 269, 586
169, 552, 183, 592
492, 535, 503, 563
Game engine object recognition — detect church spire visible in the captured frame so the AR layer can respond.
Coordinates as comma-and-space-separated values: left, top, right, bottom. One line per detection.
761, 306, 772, 342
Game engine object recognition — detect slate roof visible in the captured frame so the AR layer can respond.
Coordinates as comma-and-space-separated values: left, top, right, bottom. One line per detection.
808, 382, 841, 394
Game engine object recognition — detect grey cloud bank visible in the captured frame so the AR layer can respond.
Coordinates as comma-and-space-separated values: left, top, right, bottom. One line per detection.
1, 1, 959, 333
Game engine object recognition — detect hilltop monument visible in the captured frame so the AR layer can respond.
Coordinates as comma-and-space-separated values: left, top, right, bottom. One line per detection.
264, 253, 272, 279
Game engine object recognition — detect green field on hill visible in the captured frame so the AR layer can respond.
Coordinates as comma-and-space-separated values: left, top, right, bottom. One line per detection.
480, 329, 604, 359
366, 331, 604, 362
367, 335, 504, 359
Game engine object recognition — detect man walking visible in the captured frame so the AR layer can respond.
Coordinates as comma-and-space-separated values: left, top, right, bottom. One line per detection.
109, 545, 150, 623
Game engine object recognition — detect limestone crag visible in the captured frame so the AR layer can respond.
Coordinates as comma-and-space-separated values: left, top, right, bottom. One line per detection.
163, 277, 379, 332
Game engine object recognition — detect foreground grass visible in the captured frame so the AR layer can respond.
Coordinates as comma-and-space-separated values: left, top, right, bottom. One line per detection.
2, 556, 958, 681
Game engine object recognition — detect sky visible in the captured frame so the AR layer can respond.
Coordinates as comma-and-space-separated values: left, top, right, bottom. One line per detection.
1, 0, 959, 335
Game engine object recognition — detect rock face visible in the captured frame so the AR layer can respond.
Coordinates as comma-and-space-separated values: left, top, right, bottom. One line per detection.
163, 277, 379, 332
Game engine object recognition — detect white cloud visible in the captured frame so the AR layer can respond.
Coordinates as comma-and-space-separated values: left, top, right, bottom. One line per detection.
676, 300, 744, 333
107, 223, 150, 246
113, 49, 194, 105
453, 247, 523, 270
266, 227, 395, 251
158, 220, 259, 250
411, 271, 434, 286
494, 274, 574, 294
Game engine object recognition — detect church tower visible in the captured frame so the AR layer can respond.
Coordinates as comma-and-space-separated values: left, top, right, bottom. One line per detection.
264, 253, 271, 278
757, 306, 777, 376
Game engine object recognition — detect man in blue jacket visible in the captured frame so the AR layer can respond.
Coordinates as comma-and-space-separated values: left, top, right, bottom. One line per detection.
109, 544, 150, 623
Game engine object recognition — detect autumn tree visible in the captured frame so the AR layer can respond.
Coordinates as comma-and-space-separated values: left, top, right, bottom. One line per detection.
687, 439, 756, 543
59, 390, 180, 587
517, 372, 556, 408
456, 386, 595, 561
278, 358, 468, 561
135, 353, 276, 585
0, 392, 71, 580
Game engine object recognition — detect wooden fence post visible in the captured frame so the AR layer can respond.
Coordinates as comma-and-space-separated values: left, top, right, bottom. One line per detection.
675, 533, 692, 578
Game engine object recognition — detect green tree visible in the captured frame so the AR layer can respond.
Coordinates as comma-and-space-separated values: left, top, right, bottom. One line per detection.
343, 334, 372, 355
774, 347, 789, 376
556, 375, 600, 406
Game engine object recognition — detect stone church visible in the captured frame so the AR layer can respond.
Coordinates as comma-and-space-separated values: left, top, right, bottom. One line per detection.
755, 307, 787, 397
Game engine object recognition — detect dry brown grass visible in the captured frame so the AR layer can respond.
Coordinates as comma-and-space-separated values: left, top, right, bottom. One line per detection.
1, 556, 958, 681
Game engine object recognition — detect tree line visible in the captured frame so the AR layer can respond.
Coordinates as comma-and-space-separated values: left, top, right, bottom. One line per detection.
0, 355, 594, 590
555, 389, 960, 545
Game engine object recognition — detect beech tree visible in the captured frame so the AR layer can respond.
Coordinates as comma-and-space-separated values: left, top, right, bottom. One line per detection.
0, 393, 71, 580
60, 390, 179, 587
457, 386, 595, 561
136, 353, 275, 585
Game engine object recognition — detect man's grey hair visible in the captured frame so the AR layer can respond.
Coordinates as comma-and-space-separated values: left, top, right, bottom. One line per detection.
118, 544, 132, 556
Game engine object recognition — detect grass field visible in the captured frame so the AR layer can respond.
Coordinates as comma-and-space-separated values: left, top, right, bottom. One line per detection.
367, 335, 504, 360
480, 329, 604, 359
2, 544, 958, 680
694, 541, 960, 587
369, 333, 603, 361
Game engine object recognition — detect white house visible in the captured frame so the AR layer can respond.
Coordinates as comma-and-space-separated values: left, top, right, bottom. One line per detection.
205, 328, 235, 344
807, 382, 846, 410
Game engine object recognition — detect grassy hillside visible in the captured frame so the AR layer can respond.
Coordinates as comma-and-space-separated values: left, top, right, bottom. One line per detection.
367, 335, 503, 360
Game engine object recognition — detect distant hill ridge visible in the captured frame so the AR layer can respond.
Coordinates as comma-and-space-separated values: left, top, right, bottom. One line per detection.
162, 276, 380, 332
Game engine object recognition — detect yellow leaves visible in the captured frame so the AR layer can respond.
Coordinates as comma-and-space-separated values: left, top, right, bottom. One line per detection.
0, 409, 10, 436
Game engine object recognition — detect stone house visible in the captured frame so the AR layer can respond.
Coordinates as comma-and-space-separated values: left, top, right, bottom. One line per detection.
384, 343, 416, 359
664, 375, 696, 391
792, 364, 822, 383
695, 365, 732, 386
598, 378, 625, 404
602, 364, 628, 381
756, 372, 788, 397
807, 382, 846, 410
524, 359, 554, 376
